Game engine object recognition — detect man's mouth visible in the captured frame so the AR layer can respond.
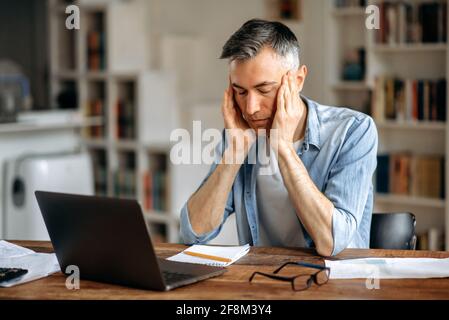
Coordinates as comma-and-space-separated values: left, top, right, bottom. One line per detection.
251, 118, 269, 124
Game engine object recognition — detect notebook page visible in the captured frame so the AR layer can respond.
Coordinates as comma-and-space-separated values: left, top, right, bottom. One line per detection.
167, 244, 250, 267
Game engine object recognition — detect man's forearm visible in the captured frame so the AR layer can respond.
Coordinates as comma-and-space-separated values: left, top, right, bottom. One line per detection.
277, 141, 334, 256
187, 148, 243, 236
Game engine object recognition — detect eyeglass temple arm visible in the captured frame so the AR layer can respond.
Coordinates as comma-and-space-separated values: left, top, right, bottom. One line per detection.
249, 271, 295, 283
273, 261, 328, 274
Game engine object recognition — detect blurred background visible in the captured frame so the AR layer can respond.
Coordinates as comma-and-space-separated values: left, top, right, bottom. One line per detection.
0, 0, 447, 251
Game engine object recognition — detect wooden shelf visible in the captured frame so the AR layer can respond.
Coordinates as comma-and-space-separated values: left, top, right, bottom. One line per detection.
81, 138, 108, 148
375, 193, 446, 209
110, 140, 172, 152
142, 142, 172, 153
376, 121, 446, 131
86, 72, 109, 80
115, 140, 139, 151
372, 43, 447, 53
0, 113, 100, 134
53, 71, 79, 79
80, 139, 173, 152
0, 121, 85, 134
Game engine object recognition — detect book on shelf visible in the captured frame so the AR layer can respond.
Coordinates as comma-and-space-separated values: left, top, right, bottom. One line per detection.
149, 224, 168, 243
114, 152, 136, 199
371, 76, 446, 123
87, 30, 105, 71
417, 228, 445, 251
376, 153, 445, 199
375, 0, 447, 45
86, 98, 105, 138
90, 150, 107, 196
94, 167, 107, 196
411, 155, 445, 199
143, 154, 168, 212
334, 0, 366, 8
143, 170, 167, 212
342, 48, 366, 81
376, 154, 390, 193
116, 98, 135, 139
114, 170, 136, 199
390, 152, 412, 195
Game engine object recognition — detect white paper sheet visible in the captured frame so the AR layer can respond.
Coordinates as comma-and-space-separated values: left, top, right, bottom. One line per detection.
325, 257, 449, 279
0, 241, 60, 287
0, 240, 35, 258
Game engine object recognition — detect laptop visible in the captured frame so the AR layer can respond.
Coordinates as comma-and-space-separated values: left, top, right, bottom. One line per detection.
34, 191, 226, 291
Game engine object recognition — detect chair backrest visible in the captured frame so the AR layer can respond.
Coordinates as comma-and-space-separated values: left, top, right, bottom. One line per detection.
370, 212, 417, 250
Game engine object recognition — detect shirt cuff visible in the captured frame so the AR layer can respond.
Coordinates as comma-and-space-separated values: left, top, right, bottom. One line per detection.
179, 202, 221, 245
331, 206, 357, 256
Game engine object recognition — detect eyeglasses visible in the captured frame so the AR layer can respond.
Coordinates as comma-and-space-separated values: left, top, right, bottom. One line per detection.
249, 261, 331, 291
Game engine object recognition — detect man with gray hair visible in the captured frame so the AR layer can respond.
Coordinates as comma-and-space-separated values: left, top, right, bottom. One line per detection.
180, 19, 378, 257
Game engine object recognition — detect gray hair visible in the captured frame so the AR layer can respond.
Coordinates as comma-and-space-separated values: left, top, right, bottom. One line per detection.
220, 19, 300, 70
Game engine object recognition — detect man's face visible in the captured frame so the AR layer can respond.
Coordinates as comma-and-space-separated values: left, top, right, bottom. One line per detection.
229, 47, 301, 132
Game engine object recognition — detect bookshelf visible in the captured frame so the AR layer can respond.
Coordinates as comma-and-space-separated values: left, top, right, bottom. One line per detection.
325, 0, 448, 250
48, 0, 179, 243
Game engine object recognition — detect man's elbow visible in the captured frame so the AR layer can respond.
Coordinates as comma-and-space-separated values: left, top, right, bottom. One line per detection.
316, 244, 333, 257
315, 234, 334, 257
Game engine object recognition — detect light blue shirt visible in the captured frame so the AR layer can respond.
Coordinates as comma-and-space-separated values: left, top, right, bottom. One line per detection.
179, 96, 378, 256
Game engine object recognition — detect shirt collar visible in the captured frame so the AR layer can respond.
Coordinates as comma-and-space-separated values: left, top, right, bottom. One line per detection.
301, 95, 321, 151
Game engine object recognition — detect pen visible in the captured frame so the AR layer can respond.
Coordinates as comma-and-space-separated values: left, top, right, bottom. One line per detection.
183, 251, 232, 263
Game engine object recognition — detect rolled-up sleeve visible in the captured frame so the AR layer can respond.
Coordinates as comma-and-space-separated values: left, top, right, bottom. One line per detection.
179, 134, 236, 245
179, 188, 234, 244
324, 116, 378, 256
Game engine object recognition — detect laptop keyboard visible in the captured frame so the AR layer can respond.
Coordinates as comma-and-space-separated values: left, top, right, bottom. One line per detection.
162, 270, 195, 284
0, 267, 28, 283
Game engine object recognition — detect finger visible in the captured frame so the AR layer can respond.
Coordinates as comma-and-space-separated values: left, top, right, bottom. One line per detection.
291, 72, 302, 111
229, 86, 235, 108
282, 73, 287, 88
283, 76, 291, 113
287, 72, 296, 113
277, 84, 285, 116
228, 76, 235, 99
223, 89, 235, 116
222, 90, 228, 115
289, 71, 295, 90
225, 87, 230, 107
277, 75, 285, 100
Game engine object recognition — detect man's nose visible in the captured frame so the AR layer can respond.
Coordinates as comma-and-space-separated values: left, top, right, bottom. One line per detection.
245, 92, 261, 116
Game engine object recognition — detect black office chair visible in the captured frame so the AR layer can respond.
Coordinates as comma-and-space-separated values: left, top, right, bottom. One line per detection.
370, 212, 417, 250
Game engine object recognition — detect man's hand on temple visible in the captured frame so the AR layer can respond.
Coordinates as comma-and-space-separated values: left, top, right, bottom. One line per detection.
222, 82, 256, 162
270, 71, 305, 152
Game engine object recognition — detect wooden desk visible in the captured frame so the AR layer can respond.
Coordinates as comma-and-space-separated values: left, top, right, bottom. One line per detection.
1, 241, 449, 300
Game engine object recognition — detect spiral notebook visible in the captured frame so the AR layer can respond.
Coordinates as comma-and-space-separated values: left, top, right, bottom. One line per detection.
167, 244, 250, 267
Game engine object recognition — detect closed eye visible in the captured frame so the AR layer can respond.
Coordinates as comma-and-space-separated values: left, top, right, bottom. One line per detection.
257, 88, 275, 95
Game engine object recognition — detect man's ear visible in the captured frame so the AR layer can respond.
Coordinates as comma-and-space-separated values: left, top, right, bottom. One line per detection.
295, 65, 308, 92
